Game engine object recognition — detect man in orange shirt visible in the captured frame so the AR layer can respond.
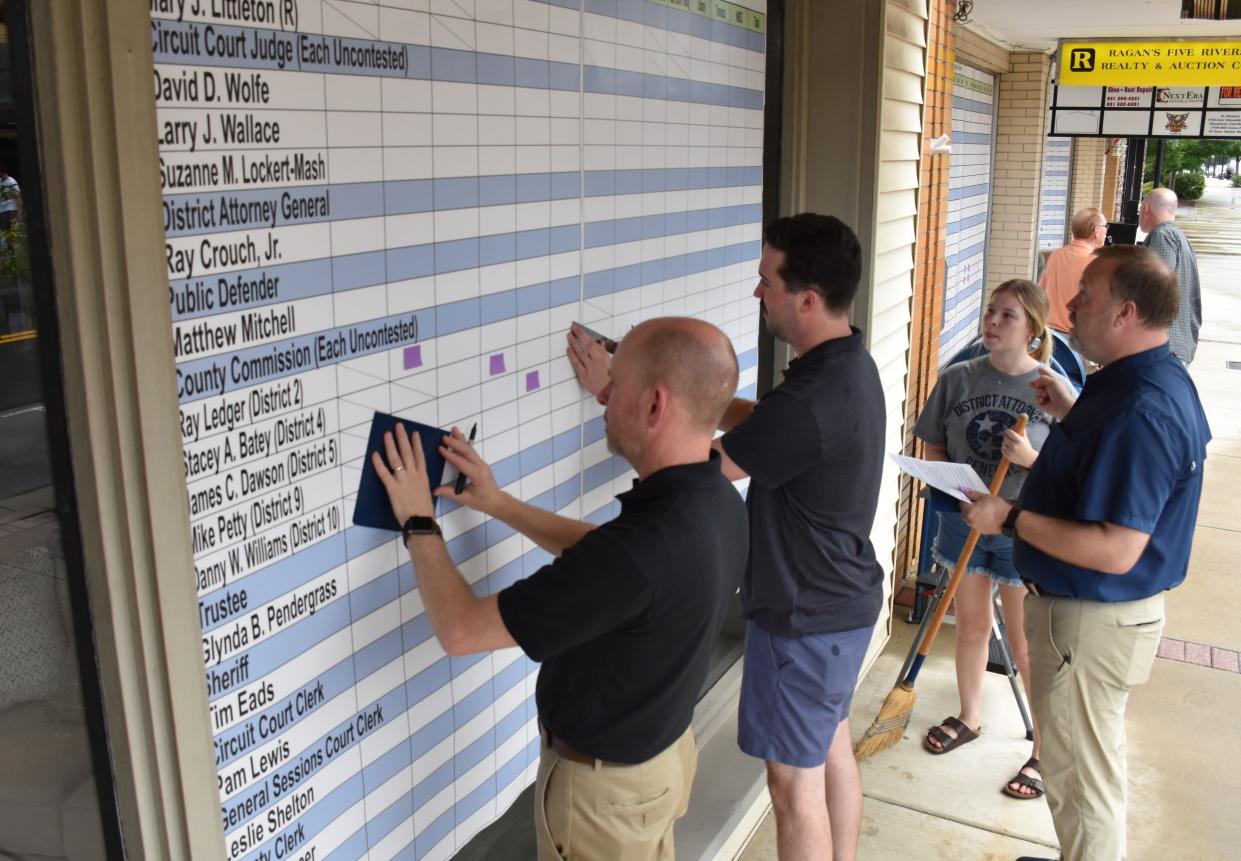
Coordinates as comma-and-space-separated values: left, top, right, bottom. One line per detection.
1039, 208, 1107, 333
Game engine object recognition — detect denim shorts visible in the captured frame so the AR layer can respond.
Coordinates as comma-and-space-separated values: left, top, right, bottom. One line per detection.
737, 621, 872, 768
932, 510, 1022, 587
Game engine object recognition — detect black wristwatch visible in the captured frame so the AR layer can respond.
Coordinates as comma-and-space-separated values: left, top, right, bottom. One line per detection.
402, 515, 442, 541
1001, 504, 1022, 540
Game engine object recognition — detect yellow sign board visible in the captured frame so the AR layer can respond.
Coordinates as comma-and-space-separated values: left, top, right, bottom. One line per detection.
1060, 39, 1241, 87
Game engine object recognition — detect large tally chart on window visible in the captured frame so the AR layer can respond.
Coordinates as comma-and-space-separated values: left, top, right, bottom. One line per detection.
151, 0, 765, 858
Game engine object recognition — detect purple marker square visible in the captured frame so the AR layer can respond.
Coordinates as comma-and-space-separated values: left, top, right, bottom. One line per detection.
403, 345, 423, 370
525, 370, 541, 392
489, 353, 506, 375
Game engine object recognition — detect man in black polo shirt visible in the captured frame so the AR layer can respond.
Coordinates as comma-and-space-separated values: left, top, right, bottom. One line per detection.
372, 317, 747, 861
718, 213, 885, 861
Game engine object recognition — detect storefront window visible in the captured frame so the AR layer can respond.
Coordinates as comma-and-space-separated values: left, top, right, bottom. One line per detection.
0, 3, 118, 857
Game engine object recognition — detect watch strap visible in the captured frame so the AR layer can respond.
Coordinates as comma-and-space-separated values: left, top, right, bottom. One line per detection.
1001, 503, 1022, 539
402, 516, 442, 540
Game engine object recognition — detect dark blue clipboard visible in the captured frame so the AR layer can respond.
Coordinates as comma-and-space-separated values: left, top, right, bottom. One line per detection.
352, 412, 449, 532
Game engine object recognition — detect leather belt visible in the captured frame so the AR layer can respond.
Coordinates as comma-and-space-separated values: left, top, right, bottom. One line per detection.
1023, 579, 1070, 599
539, 721, 632, 768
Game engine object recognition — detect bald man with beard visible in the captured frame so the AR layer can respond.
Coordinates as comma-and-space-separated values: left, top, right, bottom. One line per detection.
1140, 187, 1201, 364
374, 317, 748, 860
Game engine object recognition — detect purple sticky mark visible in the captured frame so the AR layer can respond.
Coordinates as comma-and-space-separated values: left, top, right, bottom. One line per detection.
489, 353, 506, 375
403, 345, 423, 370
525, 370, 541, 392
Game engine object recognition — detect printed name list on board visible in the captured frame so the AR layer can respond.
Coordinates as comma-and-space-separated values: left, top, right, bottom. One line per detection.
151, 0, 771, 859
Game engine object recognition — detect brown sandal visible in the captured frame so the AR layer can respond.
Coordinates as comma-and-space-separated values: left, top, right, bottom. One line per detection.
923, 716, 981, 754
1003, 757, 1045, 799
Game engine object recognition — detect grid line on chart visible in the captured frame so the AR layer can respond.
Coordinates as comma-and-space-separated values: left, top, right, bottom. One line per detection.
159, 0, 767, 855
321, 25, 371, 859
325, 0, 379, 40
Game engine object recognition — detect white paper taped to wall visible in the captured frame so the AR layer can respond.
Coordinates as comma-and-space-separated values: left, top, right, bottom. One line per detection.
889, 454, 989, 503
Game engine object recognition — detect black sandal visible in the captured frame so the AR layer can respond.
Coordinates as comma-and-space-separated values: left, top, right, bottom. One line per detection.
923, 716, 981, 754
1003, 756, 1045, 799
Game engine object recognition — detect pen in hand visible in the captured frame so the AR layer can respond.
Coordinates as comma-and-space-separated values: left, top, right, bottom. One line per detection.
454, 423, 478, 495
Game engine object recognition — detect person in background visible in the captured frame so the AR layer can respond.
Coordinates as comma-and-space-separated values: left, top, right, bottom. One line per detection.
965, 245, 1210, 861
377, 317, 748, 861
0, 164, 19, 232
1140, 187, 1201, 363
913, 280, 1064, 802
1039, 208, 1107, 334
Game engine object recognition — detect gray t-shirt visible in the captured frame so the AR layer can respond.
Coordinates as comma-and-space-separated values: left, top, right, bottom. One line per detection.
913, 357, 1057, 500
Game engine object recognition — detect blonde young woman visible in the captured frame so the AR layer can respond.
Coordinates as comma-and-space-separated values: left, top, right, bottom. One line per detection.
913, 280, 1061, 800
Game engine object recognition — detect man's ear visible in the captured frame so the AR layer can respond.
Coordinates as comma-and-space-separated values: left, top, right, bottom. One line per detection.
1115, 299, 1140, 327
798, 288, 817, 314
647, 386, 669, 428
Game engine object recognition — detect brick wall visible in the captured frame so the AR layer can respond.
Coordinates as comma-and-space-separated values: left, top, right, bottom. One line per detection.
954, 26, 1007, 73
953, 27, 1054, 287
1071, 138, 1109, 213
985, 51, 1053, 286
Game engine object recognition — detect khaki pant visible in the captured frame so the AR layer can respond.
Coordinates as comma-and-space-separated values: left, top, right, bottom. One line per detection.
1024, 593, 1164, 861
534, 727, 697, 861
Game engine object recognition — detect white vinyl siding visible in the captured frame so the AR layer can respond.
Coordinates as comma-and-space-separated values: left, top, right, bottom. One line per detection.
862, 0, 925, 670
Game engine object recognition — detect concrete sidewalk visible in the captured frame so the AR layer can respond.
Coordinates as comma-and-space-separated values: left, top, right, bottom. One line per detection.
737, 181, 1241, 861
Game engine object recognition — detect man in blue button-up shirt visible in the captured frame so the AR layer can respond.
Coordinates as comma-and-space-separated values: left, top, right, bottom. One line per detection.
963, 245, 1210, 861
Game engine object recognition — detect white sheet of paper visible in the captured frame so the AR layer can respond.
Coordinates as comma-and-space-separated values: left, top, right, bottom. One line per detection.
888, 454, 990, 503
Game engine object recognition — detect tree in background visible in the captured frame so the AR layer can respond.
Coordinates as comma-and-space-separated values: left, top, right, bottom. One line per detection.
1145, 139, 1241, 192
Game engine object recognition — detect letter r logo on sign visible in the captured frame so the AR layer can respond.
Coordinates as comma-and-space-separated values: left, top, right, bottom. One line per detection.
1069, 48, 1095, 72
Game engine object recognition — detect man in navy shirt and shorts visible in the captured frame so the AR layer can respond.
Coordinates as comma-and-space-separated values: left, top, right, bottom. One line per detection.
714, 214, 886, 861
964, 245, 1211, 861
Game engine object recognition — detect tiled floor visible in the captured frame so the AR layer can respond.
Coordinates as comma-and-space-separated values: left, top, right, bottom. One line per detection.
1158, 637, 1241, 673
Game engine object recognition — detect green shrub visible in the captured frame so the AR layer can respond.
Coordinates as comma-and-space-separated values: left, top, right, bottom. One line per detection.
1174, 171, 1206, 201
1232, 174, 1241, 188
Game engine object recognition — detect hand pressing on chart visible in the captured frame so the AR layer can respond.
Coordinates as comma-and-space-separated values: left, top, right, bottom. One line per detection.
370, 423, 436, 524
566, 323, 611, 402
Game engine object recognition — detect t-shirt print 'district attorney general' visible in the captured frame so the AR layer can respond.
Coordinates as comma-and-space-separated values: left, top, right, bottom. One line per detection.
914, 357, 1060, 500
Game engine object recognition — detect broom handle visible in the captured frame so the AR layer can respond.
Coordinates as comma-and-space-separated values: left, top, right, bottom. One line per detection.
904, 413, 1028, 685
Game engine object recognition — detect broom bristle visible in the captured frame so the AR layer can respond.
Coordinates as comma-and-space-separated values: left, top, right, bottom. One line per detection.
853, 682, 917, 761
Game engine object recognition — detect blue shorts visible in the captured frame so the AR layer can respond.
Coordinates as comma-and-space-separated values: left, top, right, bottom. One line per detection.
932, 510, 1022, 587
737, 620, 872, 768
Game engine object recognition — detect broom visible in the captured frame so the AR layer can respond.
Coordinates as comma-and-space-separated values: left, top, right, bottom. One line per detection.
854, 413, 1029, 761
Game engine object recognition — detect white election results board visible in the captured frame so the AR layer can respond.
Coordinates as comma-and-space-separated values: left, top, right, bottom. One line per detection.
152, 0, 766, 859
